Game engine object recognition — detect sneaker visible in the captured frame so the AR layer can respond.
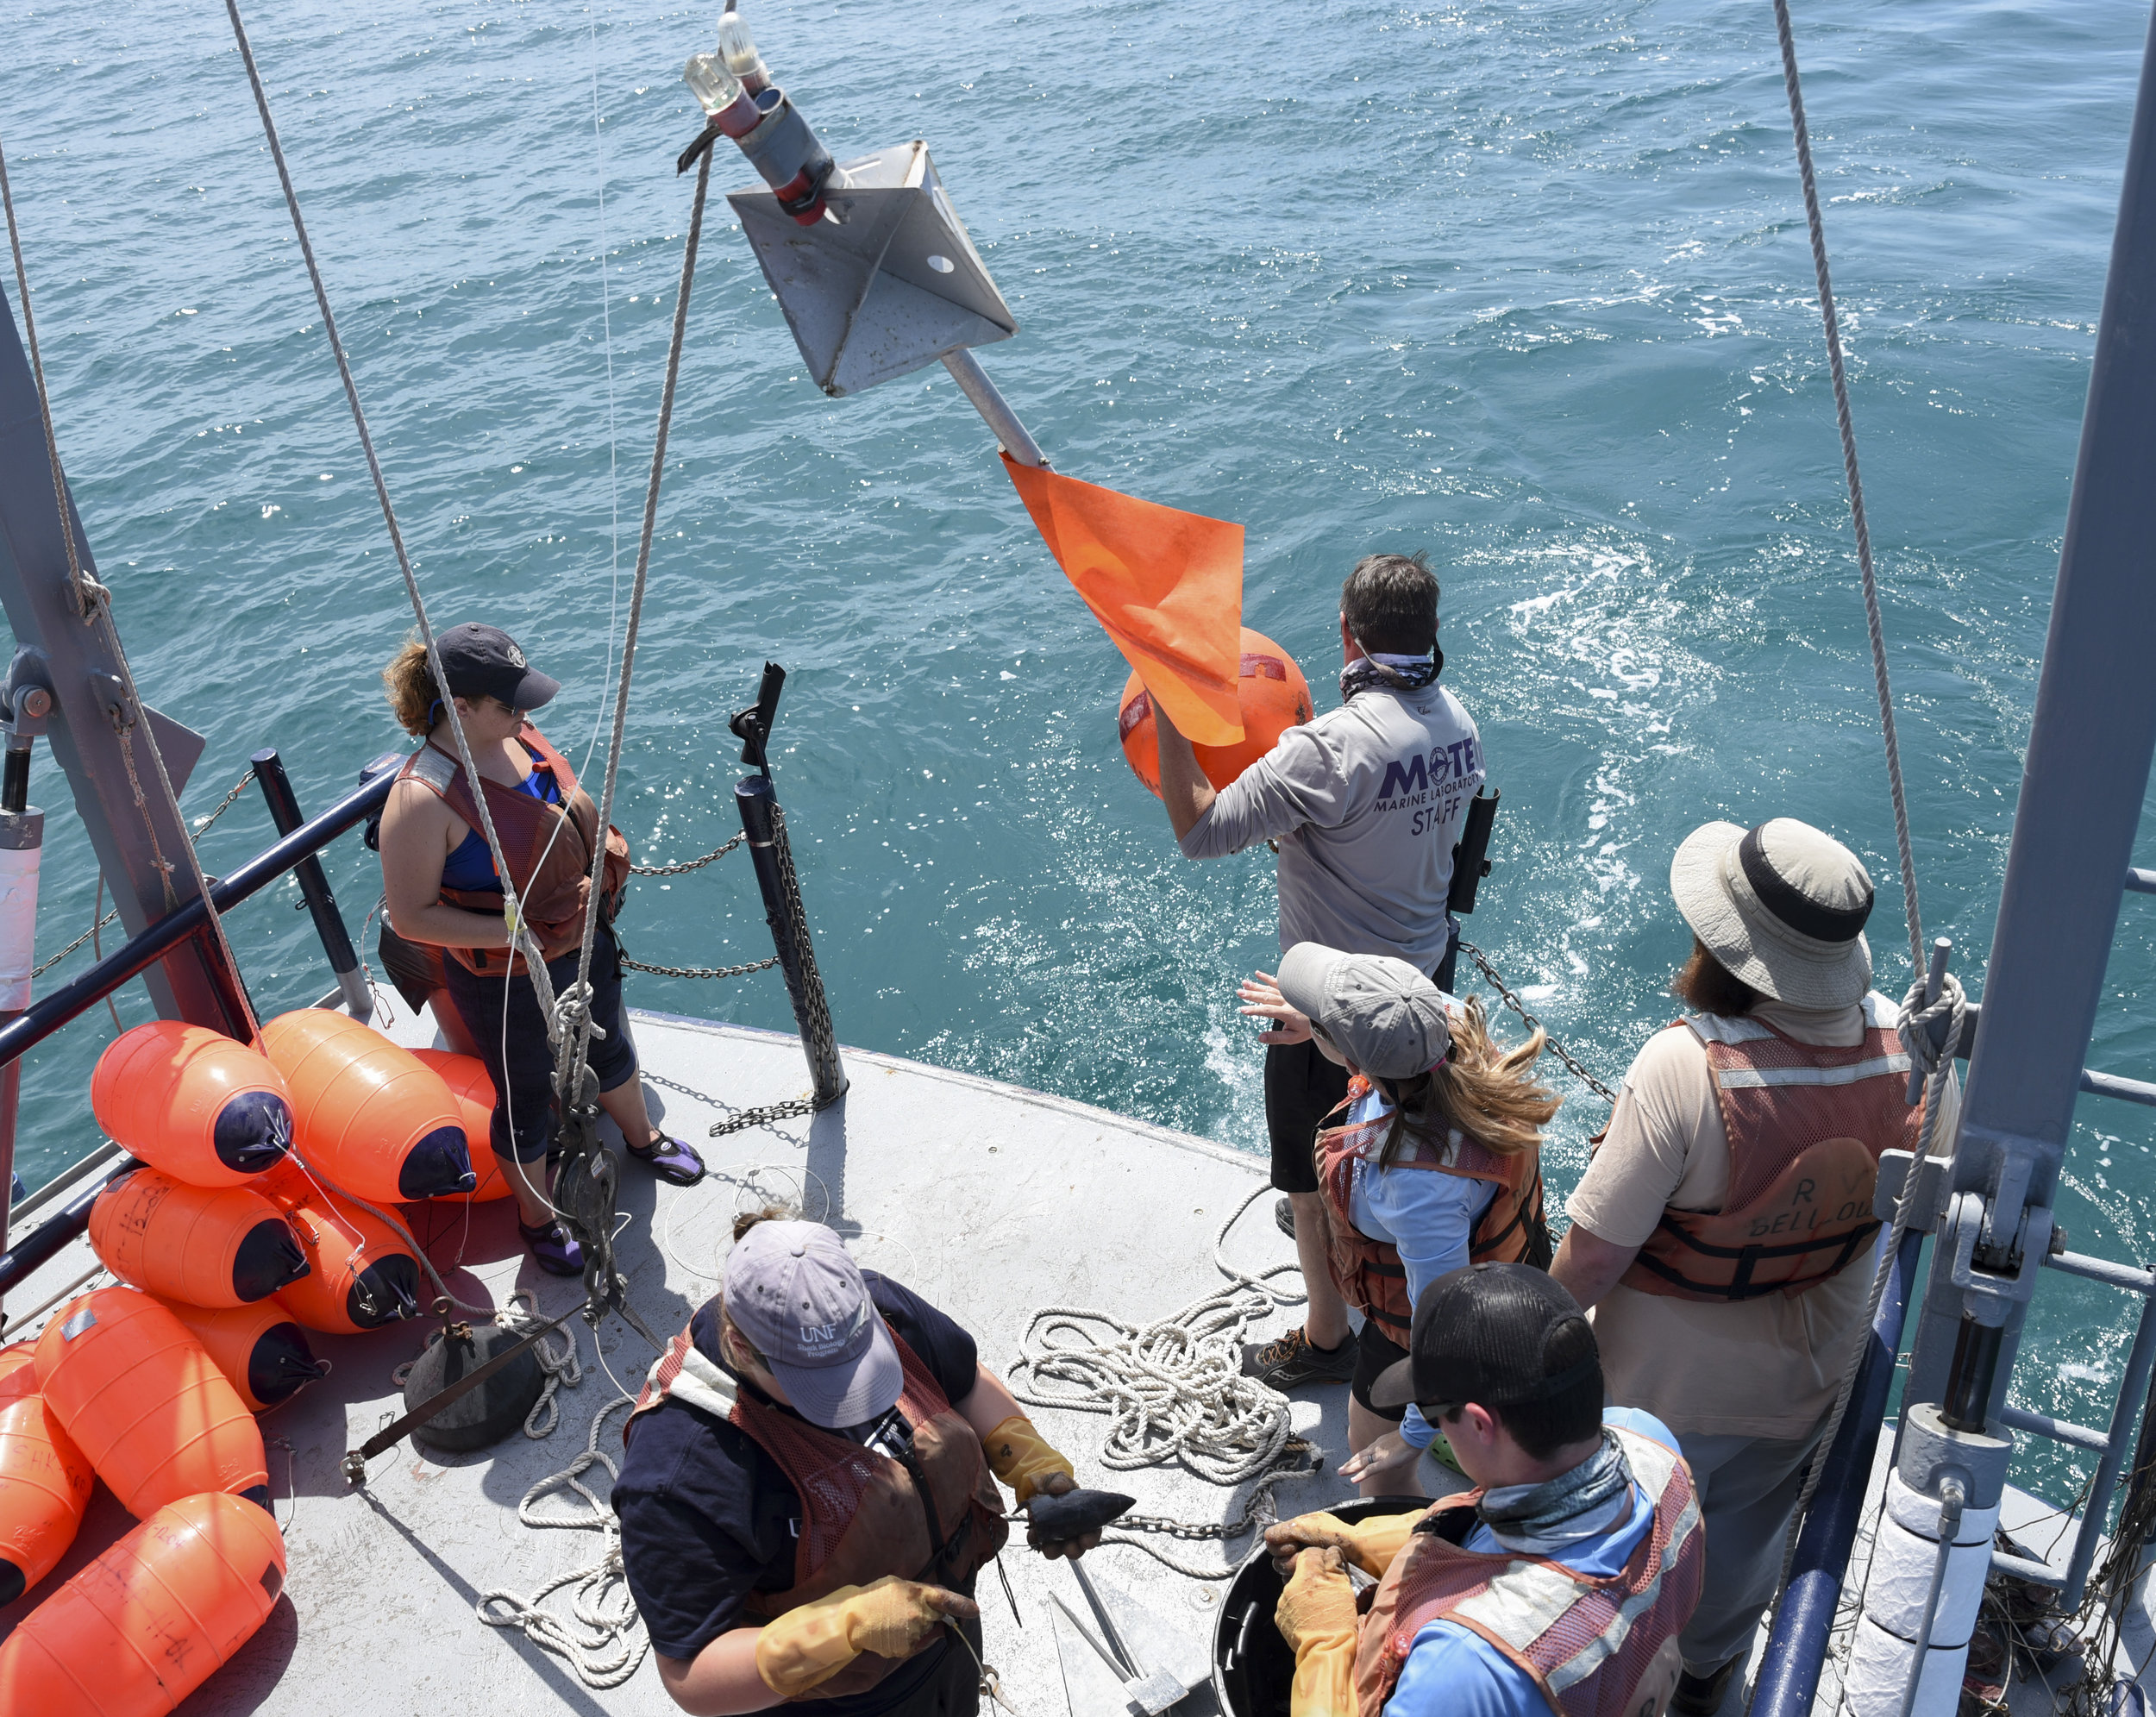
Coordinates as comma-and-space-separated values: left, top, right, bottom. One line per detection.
628, 1131, 706, 1187
1275, 1196, 1297, 1239
518, 1219, 585, 1278
1241, 1325, 1355, 1388
1670, 1659, 1739, 1717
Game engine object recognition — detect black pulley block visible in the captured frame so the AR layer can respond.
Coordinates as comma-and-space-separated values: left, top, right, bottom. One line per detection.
402, 1322, 546, 1454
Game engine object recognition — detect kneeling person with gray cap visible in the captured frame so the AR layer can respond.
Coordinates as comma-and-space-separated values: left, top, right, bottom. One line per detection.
1264, 1263, 1703, 1717
1550, 818, 1956, 1716
616, 1215, 1099, 1716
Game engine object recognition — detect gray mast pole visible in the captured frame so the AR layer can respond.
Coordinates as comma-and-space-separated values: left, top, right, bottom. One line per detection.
0, 291, 237, 1034
1902, 1, 2156, 1420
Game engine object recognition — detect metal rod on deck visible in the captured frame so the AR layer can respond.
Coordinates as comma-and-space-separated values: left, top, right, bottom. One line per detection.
736, 775, 846, 1111
251, 748, 369, 1017
1749, 1225, 1926, 1717
940, 348, 1047, 468
0, 758, 399, 1076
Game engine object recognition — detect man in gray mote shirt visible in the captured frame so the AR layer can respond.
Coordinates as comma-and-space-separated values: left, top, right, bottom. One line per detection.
1155, 552, 1486, 1389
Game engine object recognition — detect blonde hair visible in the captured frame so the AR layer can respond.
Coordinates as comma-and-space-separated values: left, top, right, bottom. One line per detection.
1374, 999, 1558, 1168
381, 638, 443, 736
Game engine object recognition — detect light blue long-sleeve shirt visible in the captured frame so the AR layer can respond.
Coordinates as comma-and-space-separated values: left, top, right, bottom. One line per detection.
1343, 1086, 1495, 1450
1385, 1408, 1676, 1717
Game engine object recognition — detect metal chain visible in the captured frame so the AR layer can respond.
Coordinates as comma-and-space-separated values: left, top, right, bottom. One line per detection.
629, 832, 743, 876
770, 799, 842, 1100
29, 766, 255, 981
619, 950, 778, 981
1116, 1443, 1322, 1541
1457, 940, 1617, 1104
706, 1095, 814, 1139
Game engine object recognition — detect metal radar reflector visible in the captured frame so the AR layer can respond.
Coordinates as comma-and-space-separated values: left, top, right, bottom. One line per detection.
730, 141, 1017, 399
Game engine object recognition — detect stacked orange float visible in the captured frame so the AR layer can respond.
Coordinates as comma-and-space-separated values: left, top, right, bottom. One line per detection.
0, 1011, 506, 1712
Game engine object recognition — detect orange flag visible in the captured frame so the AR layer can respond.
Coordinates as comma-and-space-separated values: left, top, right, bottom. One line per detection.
1002, 454, 1245, 747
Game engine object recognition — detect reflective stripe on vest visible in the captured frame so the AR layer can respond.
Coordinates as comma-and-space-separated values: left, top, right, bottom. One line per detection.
624, 1309, 1010, 1699
1353, 1426, 1705, 1717
1314, 1075, 1548, 1335
1613, 993, 1922, 1302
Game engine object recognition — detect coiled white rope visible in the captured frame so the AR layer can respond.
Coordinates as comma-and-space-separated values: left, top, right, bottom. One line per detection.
1010, 1182, 1323, 1578
478, 1394, 649, 1689
1011, 1183, 1302, 1486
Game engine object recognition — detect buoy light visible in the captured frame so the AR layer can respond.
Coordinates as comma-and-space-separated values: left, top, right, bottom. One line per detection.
684, 52, 761, 139
717, 9, 772, 95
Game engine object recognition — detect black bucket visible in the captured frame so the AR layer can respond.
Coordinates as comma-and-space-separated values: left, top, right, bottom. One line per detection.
1213, 1496, 1427, 1717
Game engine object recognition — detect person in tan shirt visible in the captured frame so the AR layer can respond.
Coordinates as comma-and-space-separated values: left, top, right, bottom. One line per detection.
1552, 818, 1950, 1717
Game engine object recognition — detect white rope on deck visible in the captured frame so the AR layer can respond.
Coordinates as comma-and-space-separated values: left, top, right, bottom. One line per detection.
1011, 1183, 1303, 1486
478, 1394, 649, 1689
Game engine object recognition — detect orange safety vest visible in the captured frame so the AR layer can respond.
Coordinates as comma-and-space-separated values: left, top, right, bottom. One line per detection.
1354, 1424, 1704, 1717
1314, 1075, 1550, 1343
625, 1313, 1009, 1700
1613, 995, 1922, 1301
397, 724, 630, 977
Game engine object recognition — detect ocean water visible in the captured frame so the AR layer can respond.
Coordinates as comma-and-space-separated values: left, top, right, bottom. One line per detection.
4, 0, 2150, 1501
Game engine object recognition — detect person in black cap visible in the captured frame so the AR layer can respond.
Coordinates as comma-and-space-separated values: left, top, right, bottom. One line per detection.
378, 624, 706, 1275
1263, 1263, 1702, 1717
1550, 818, 1952, 1715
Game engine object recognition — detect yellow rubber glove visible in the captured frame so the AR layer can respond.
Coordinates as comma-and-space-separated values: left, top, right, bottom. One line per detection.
982, 1413, 1076, 1507
1276, 1547, 1359, 1717
1264, 1507, 1423, 1578
754, 1576, 977, 1698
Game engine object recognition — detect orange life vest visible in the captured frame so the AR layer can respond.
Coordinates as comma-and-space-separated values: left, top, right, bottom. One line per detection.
397, 724, 630, 977
1354, 1424, 1703, 1717
1314, 1075, 1550, 1343
625, 1313, 1009, 1700
1613, 996, 1922, 1301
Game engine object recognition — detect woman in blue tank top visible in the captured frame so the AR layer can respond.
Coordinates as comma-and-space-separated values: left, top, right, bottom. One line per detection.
375, 624, 705, 1276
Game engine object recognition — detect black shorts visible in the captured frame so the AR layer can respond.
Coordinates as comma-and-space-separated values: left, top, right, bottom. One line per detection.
1351, 1321, 1410, 1423
1264, 1038, 1350, 1195
440, 925, 638, 1163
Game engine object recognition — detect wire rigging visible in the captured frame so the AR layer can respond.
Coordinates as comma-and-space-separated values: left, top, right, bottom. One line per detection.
219, 0, 555, 1034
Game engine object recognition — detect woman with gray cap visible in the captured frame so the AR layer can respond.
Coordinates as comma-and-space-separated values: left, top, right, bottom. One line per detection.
378, 623, 705, 1276
1244, 943, 1555, 1499
1550, 818, 1952, 1717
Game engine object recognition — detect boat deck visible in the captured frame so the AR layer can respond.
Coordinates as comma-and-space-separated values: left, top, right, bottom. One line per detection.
0, 998, 1421, 1715
3, 998, 2136, 1717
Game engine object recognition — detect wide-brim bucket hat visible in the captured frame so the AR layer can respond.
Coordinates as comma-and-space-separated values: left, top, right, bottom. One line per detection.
1670, 818, 1875, 1011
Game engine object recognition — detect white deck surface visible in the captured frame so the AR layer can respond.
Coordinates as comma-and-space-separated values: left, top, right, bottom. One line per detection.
0, 999, 1440, 1715
5, 999, 2136, 1717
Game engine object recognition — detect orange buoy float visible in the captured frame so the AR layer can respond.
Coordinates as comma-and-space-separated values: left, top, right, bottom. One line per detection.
412, 1049, 513, 1202
0, 1340, 34, 1400
1119, 627, 1315, 796
88, 1167, 309, 1310
254, 1163, 421, 1334
33, 1286, 267, 1519
0, 1380, 94, 1606
162, 1300, 329, 1414
260, 1008, 474, 1200
90, 1021, 294, 1189
0, 1489, 285, 1714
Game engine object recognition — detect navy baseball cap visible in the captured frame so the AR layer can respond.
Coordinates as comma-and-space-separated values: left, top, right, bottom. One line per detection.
436, 623, 559, 713
1369, 1261, 1601, 1413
